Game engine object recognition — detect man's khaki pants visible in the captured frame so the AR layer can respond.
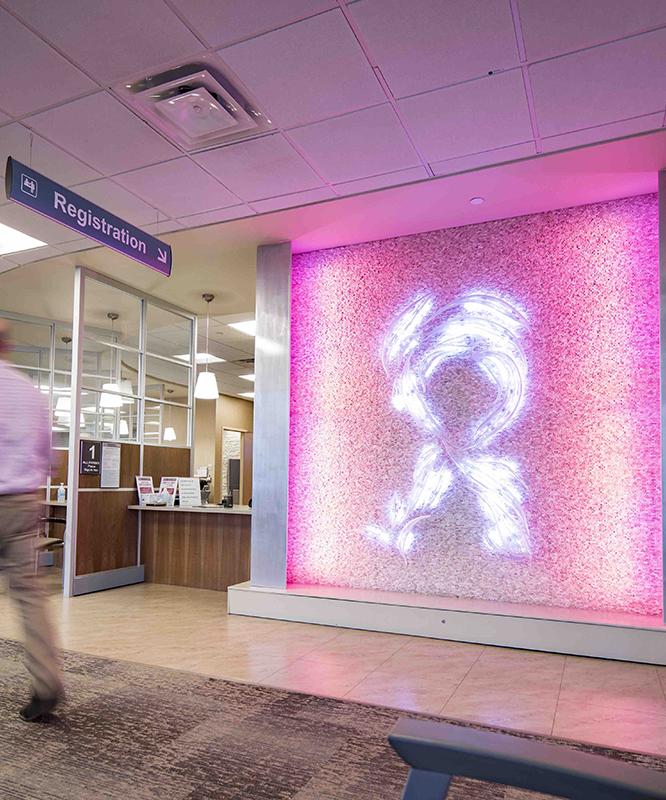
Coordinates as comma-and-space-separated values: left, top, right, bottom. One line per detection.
0, 493, 63, 699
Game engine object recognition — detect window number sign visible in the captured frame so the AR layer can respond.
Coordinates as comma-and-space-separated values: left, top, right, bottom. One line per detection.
80, 440, 101, 475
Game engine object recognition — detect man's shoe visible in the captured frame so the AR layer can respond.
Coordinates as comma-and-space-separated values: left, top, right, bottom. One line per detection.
19, 693, 59, 722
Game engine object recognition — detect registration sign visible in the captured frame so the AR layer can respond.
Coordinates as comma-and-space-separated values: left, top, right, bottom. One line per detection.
5, 157, 172, 277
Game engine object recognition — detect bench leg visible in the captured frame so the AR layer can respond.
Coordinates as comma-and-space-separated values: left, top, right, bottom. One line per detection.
401, 768, 451, 800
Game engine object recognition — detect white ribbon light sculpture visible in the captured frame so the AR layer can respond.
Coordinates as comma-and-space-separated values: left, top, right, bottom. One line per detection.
366, 290, 530, 557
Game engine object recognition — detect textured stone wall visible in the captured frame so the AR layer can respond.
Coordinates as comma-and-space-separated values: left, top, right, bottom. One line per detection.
288, 194, 662, 615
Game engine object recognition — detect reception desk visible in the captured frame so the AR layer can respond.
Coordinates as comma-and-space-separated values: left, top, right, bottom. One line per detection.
129, 505, 251, 591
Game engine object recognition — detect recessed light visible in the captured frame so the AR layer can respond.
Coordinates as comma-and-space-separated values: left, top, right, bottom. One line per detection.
469, 196, 485, 205
239, 391, 254, 399
0, 222, 46, 255
175, 352, 225, 364
228, 320, 256, 337
239, 373, 255, 382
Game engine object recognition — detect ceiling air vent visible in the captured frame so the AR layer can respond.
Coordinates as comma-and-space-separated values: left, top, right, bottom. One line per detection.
116, 56, 273, 152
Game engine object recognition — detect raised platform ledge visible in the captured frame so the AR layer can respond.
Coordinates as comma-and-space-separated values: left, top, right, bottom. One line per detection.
227, 582, 666, 665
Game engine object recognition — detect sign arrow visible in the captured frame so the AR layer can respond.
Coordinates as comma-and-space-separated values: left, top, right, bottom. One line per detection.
157, 247, 167, 264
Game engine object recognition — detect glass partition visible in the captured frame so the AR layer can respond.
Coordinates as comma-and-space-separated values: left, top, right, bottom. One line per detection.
76, 277, 194, 449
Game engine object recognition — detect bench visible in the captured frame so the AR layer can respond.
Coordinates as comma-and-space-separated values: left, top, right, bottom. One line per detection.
389, 718, 666, 799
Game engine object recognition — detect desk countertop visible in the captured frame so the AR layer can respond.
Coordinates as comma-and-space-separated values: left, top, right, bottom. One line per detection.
127, 504, 251, 516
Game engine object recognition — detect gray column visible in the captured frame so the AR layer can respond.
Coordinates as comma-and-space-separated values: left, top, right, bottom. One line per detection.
659, 170, 666, 622
251, 242, 292, 588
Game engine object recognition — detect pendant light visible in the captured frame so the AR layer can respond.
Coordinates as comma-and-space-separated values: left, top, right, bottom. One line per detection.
163, 388, 176, 441
55, 337, 73, 417
119, 419, 129, 437
54, 336, 84, 427
194, 294, 219, 400
100, 313, 123, 409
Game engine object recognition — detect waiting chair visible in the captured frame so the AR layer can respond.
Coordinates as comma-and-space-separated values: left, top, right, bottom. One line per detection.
389, 718, 666, 799
36, 515, 65, 570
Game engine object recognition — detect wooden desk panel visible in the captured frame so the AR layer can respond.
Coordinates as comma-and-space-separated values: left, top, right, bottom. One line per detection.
140, 510, 251, 591
76, 492, 138, 575
143, 446, 190, 485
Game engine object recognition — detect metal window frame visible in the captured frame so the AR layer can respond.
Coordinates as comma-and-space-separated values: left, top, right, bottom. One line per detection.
63, 265, 197, 597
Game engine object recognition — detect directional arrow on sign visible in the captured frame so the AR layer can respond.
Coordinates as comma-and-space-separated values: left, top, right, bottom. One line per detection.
157, 248, 168, 264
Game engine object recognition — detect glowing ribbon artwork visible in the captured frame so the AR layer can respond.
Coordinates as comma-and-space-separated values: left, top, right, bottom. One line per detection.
365, 291, 530, 556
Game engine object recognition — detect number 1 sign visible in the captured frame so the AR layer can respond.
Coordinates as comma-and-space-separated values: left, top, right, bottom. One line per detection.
80, 440, 101, 475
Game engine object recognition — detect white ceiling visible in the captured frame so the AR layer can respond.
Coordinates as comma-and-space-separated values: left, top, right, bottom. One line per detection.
0, 0, 663, 268
1, 125, 664, 395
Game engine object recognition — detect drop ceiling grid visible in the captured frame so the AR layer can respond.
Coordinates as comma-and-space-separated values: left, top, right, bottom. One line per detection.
0, 0, 662, 265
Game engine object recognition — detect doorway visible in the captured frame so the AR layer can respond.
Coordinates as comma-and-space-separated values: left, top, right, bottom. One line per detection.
220, 427, 253, 506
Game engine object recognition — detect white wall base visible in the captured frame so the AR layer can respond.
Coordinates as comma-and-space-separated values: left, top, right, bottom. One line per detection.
73, 565, 144, 596
228, 582, 666, 665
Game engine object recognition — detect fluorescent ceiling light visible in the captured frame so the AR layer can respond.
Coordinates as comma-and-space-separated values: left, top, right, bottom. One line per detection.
239, 391, 254, 399
228, 320, 255, 337
239, 373, 255, 382
0, 222, 46, 255
175, 352, 225, 364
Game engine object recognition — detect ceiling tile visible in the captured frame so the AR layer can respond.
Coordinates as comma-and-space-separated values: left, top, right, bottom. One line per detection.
0, 257, 18, 274
0, 123, 101, 186
194, 134, 323, 201
55, 238, 97, 254
142, 219, 184, 235
519, 0, 666, 60
115, 158, 239, 219
0, 7, 95, 116
72, 178, 160, 225
431, 142, 537, 176
0, 245, 62, 265
398, 70, 533, 162
334, 166, 429, 195
289, 104, 420, 183
249, 187, 335, 214
4, 0, 204, 82
530, 29, 666, 137
0, 201, 82, 244
219, 9, 385, 127
25, 93, 180, 174
351, 0, 519, 98
541, 113, 665, 153
177, 205, 254, 227
171, 0, 336, 47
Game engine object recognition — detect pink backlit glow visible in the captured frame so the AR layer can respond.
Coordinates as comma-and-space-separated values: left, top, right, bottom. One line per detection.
288, 195, 662, 616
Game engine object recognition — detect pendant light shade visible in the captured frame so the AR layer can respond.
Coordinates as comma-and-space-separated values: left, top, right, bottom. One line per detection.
119, 419, 129, 437
194, 293, 219, 400
119, 380, 135, 404
194, 371, 219, 399
163, 426, 177, 442
55, 395, 71, 415
100, 383, 123, 408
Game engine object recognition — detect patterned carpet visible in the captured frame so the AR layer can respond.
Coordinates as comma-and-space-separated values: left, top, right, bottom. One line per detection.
0, 638, 664, 800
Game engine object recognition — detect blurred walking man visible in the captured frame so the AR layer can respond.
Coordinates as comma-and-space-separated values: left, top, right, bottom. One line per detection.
0, 320, 64, 721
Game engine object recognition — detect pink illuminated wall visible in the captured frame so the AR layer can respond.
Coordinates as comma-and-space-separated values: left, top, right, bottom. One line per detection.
288, 195, 662, 615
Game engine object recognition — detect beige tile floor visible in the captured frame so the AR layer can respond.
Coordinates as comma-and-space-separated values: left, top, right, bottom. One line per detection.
1, 581, 665, 757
